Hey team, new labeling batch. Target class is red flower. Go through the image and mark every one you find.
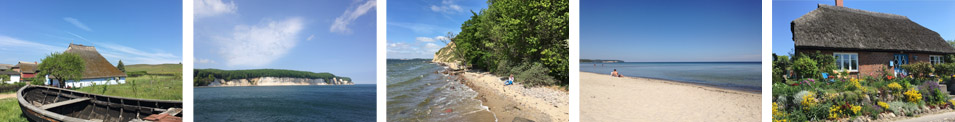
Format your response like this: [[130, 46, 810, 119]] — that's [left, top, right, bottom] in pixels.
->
[[887, 76, 895, 80], [791, 83, 800, 86]]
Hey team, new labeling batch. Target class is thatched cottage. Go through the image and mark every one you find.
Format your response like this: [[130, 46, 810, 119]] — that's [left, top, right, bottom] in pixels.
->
[[12, 61, 39, 82], [49, 44, 127, 87], [792, 2, 955, 77]]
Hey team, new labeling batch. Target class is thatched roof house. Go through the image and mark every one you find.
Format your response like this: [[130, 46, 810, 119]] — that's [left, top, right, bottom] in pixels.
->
[[792, 2, 955, 77], [64, 44, 127, 79], [50, 44, 127, 87], [13, 61, 38, 79], [792, 4, 955, 54]]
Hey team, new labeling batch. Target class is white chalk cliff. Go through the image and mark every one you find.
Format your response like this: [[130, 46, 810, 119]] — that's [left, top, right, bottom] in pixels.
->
[[207, 77, 354, 87]]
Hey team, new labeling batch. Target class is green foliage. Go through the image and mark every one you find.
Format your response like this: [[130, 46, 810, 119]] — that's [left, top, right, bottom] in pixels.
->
[[126, 71, 148, 77], [117, 60, 126, 73], [449, 0, 569, 86], [773, 53, 792, 83], [793, 54, 819, 79], [807, 51, 836, 74], [193, 69, 348, 86], [37, 52, 85, 88], [900, 62, 934, 78], [0, 98, 29, 122], [934, 63, 955, 77], [508, 62, 556, 87], [0, 75, 7, 83]]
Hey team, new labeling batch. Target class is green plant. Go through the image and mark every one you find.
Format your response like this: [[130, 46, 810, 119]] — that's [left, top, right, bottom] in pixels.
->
[[900, 62, 934, 79], [794, 54, 820, 79], [37, 52, 85, 88], [904, 88, 922, 103]]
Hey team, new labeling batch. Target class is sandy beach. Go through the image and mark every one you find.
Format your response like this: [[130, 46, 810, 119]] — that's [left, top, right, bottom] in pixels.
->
[[580, 72, 760, 121], [459, 71, 569, 122]]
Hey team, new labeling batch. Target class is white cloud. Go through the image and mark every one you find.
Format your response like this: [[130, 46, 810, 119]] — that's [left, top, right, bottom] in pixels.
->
[[388, 22, 455, 34], [307, 34, 315, 41], [430, 0, 463, 14], [416, 36, 450, 43], [386, 41, 446, 59], [220, 17, 304, 67], [415, 37, 435, 42], [97, 43, 181, 64], [0, 35, 62, 53], [330, 0, 376, 34], [63, 17, 93, 32], [195, 0, 237, 18], [198, 59, 216, 64]]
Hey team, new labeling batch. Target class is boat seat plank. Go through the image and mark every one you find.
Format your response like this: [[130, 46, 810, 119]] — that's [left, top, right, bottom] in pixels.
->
[[40, 98, 90, 110]]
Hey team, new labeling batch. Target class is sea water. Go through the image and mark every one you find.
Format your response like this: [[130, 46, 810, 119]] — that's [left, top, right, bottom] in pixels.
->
[[582, 62, 761, 92], [386, 59, 496, 121], [194, 85, 376, 121]]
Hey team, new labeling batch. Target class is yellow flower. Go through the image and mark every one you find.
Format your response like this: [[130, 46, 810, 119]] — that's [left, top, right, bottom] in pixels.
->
[[851, 104, 862, 115], [878, 101, 890, 109], [829, 105, 842, 119], [904, 88, 922, 103], [888, 82, 903, 92], [772, 102, 778, 116], [800, 92, 818, 109]]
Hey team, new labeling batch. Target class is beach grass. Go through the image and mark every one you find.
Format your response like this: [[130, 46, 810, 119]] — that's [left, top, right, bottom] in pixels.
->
[[0, 98, 27, 122], [74, 75, 182, 100]]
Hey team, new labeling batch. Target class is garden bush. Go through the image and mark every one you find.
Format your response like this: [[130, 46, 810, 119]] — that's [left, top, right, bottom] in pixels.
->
[[794, 55, 820, 79], [900, 62, 934, 78]]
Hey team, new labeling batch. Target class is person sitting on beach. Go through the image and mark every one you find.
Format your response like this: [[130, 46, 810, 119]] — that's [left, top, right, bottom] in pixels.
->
[[505, 74, 514, 85], [611, 69, 623, 77]]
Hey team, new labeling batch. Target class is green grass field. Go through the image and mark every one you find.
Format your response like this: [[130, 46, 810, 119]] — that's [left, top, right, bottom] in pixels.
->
[[0, 98, 27, 122], [74, 75, 182, 100], [126, 64, 182, 75]]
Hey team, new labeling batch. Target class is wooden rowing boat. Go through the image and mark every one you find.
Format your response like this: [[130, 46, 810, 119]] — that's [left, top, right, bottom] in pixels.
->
[[17, 85, 182, 122]]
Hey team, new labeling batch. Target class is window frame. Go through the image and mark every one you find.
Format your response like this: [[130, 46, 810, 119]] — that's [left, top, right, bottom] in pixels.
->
[[833, 52, 860, 72], [930, 55, 943, 65]]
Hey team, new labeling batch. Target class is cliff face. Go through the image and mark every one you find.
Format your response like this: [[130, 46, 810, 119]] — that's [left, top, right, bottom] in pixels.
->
[[432, 42, 464, 70], [207, 77, 354, 87]]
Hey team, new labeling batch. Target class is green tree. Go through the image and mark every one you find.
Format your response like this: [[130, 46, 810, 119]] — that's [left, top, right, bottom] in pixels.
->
[[448, 0, 569, 86], [37, 52, 85, 88], [793, 54, 819, 79], [117, 60, 126, 73]]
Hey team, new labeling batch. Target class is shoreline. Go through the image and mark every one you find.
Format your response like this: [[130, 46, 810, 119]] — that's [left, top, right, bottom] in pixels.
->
[[456, 70, 569, 122], [580, 71, 761, 94], [580, 72, 761, 121]]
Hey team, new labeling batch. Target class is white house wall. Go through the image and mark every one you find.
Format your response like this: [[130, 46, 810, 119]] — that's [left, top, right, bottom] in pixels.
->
[[5, 75, 20, 84], [50, 77, 126, 88]]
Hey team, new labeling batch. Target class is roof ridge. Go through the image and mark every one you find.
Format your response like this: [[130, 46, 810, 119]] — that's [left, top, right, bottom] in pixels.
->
[[817, 4, 907, 20]]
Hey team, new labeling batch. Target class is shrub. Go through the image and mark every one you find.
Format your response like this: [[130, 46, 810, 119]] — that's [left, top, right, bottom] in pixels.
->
[[935, 63, 955, 77], [900, 62, 934, 78], [793, 55, 820, 79], [904, 88, 923, 103], [773, 53, 792, 83], [509, 62, 557, 87], [847, 78, 863, 91]]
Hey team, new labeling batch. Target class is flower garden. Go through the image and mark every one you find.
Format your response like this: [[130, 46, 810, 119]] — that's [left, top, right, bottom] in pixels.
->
[[772, 52, 955, 121]]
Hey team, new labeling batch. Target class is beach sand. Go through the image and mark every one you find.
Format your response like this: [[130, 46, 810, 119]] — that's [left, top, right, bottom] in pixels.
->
[[580, 72, 760, 121], [460, 71, 569, 122]]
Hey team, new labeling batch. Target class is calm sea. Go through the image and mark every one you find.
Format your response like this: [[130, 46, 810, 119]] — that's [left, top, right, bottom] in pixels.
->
[[195, 85, 376, 121], [581, 62, 761, 92], [386, 59, 496, 121]]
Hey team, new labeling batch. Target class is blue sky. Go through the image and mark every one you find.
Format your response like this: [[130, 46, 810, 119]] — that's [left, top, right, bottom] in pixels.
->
[[387, 0, 488, 59], [580, 0, 762, 62], [773, 0, 955, 56], [194, 0, 377, 84], [0, 1, 182, 65]]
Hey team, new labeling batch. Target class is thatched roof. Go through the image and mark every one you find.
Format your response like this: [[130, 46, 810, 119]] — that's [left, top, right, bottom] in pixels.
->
[[14, 61, 38, 73], [64, 44, 127, 78], [792, 4, 955, 54], [0, 64, 12, 70]]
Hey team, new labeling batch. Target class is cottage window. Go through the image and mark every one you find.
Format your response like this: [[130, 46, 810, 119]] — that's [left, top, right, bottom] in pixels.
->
[[930, 55, 943, 65], [834, 53, 858, 71]]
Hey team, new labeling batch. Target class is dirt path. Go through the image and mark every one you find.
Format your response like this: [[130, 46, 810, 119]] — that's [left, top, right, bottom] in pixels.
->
[[0, 93, 14, 99], [895, 112, 955, 122]]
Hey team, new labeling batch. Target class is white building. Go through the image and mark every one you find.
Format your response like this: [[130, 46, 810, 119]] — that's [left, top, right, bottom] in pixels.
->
[[47, 44, 127, 88]]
